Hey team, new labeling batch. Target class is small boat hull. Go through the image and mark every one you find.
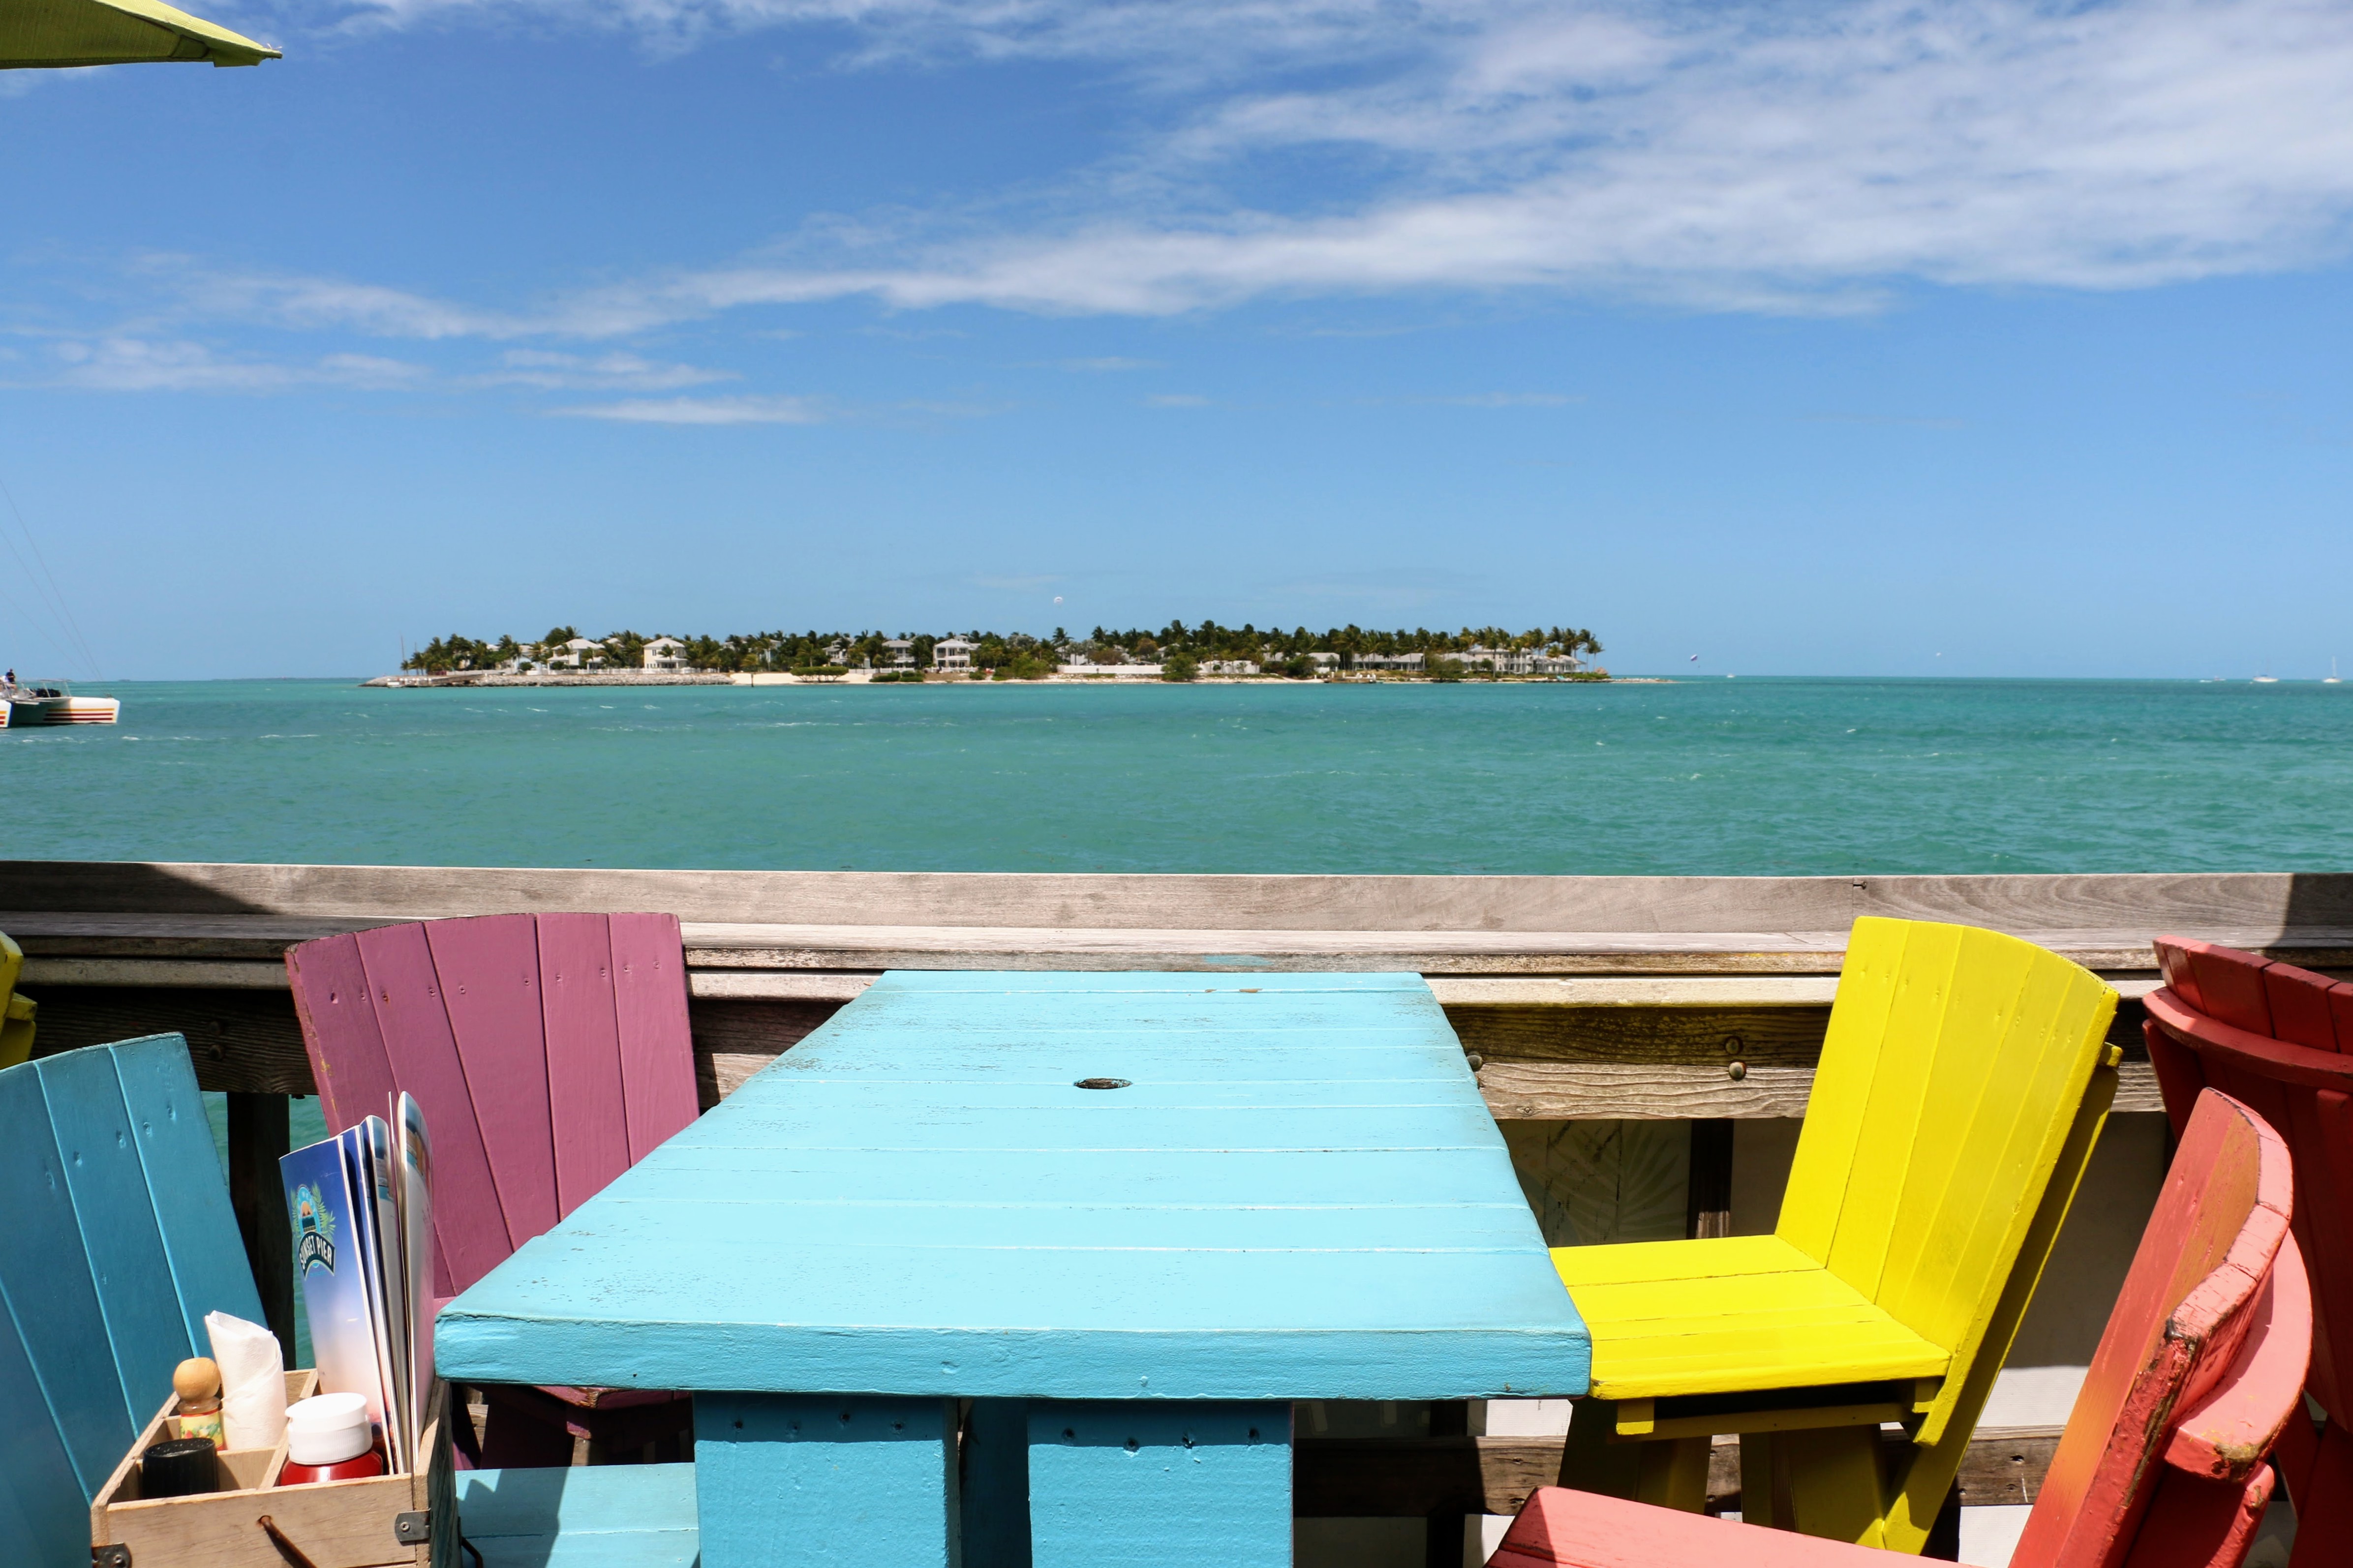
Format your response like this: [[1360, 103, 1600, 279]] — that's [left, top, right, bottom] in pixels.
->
[[5, 694, 119, 725]]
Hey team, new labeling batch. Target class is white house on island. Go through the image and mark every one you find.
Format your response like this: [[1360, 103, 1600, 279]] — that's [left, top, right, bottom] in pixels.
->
[[643, 636, 689, 671], [933, 637, 978, 670], [1459, 644, 1534, 674]]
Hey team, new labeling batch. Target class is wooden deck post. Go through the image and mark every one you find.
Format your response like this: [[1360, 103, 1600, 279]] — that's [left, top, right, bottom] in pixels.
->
[[1685, 1119, 1734, 1239], [224, 1090, 294, 1364], [1426, 1399, 1471, 1568], [960, 1397, 1033, 1568]]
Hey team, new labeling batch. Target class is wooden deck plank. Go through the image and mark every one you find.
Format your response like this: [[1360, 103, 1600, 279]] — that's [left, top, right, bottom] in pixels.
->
[[10, 956, 2175, 1009], [10, 861, 2353, 936], [16, 984, 2165, 1115]]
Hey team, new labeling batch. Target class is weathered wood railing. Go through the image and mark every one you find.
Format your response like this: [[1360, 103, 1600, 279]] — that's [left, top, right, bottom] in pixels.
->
[[9, 862, 2349, 1525]]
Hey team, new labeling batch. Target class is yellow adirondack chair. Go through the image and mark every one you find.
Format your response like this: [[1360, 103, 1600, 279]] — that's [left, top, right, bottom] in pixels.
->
[[0, 930, 35, 1069], [1551, 917, 2122, 1551]]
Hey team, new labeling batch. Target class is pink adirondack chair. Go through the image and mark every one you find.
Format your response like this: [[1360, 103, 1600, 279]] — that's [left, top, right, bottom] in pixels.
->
[[1490, 1088, 2310, 1568], [2145, 937, 2353, 1568], [287, 912, 703, 1464]]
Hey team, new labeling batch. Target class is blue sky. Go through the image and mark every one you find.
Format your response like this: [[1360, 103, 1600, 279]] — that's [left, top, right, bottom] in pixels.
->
[[2, 0, 2349, 680]]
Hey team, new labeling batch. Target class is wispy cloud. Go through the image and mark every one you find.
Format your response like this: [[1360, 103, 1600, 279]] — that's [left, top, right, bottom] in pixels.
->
[[1145, 392, 1211, 407], [31, 337, 428, 392], [42, 0, 2353, 391], [551, 392, 830, 423], [226, 0, 2353, 328], [470, 349, 735, 391]]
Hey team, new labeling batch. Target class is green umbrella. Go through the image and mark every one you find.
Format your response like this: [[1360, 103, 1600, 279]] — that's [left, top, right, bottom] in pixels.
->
[[2, 0, 279, 68]]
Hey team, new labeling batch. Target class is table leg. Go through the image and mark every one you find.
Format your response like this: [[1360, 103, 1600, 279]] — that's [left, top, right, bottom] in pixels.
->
[[961, 1397, 1032, 1568], [695, 1393, 956, 1568], [1027, 1399, 1290, 1568]]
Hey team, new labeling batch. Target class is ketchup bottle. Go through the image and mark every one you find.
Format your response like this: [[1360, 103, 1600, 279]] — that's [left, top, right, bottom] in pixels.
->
[[277, 1393, 386, 1485]]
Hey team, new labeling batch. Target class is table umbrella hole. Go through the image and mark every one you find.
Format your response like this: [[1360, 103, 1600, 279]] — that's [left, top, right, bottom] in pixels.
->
[[1075, 1078, 1131, 1090]]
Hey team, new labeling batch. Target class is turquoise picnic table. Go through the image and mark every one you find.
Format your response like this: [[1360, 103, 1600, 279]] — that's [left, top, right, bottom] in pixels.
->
[[435, 971, 1591, 1566]]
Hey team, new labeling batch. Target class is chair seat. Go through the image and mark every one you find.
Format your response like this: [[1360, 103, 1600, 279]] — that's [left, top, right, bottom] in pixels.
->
[[456, 1462, 699, 1568], [1492, 1485, 1896, 1568], [1551, 1236, 1950, 1400]]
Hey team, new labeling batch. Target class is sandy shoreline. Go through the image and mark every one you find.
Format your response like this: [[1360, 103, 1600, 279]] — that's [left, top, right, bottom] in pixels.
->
[[364, 670, 1624, 688]]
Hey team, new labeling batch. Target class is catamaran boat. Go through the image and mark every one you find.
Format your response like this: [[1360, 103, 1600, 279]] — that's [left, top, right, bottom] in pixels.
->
[[0, 675, 119, 727]]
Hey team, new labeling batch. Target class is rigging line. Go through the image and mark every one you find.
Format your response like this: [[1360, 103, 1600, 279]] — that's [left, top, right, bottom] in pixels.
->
[[0, 486, 105, 682], [0, 469, 105, 680], [0, 484, 99, 681], [0, 567, 86, 673], [0, 523, 83, 673]]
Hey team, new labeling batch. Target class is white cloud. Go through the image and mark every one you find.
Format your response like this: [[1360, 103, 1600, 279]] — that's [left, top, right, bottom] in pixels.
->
[[296, 0, 1404, 76], [471, 349, 735, 390], [33, 337, 428, 392], [174, 269, 526, 339], [235, 0, 2353, 330], [641, 0, 2353, 313], [42, 0, 2353, 383], [552, 393, 829, 423]]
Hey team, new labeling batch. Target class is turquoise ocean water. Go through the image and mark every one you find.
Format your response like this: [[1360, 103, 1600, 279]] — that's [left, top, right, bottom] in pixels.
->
[[23, 675, 2353, 1364], [7, 675, 2353, 873]]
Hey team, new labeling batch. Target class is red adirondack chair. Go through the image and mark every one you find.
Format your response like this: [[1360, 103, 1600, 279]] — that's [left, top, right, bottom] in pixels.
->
[[287, 912, 703, 1464], [1490, 1088, 2309, 1568], [2144, 937, 2353, 1568]]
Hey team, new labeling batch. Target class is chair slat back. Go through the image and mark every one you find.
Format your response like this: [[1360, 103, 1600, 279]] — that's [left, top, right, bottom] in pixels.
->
[[538, 914, 634, 1217], [39, 1046, 197, 1430], [0, 1292, 94, 1568], [288, 913, 700, 1295], [0, 1051, 144, 1491], [611, 912, 700, 1164], [2147, 936, 2353, 1430], [0, 1036, 265, 1568], [285, 930, 399, 1144], [428, 915, 560, 1259], [359, 921, 514, 1295], [1781, 918, 2116, 1361], [2013, 1089, 2297, 1568], [111, 1038, 266, 1353]]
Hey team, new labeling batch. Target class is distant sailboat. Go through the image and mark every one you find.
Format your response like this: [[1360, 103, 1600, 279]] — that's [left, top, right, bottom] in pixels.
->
[[2253, 673, 2280, 684], [2327, 658, 2342, 685]]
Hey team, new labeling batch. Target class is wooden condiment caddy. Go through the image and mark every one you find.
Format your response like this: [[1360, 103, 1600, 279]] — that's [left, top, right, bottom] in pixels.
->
[[91, 1370, 456, 1568]]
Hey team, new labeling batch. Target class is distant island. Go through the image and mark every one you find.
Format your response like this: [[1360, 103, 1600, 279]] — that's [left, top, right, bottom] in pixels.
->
[[387, 621, 1607, 684]]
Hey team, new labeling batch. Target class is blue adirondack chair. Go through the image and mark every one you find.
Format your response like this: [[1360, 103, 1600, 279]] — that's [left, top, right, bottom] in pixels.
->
[[1, 1032, 704, 1568], [0, 1033, 269, 1568]]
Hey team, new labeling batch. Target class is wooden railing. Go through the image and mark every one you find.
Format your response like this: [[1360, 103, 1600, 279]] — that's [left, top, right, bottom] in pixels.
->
[[9, 861, 2347, 1520]]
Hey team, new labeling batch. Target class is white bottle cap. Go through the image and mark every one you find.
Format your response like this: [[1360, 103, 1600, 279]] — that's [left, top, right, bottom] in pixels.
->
[[285, 1392, 373, 1466]]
